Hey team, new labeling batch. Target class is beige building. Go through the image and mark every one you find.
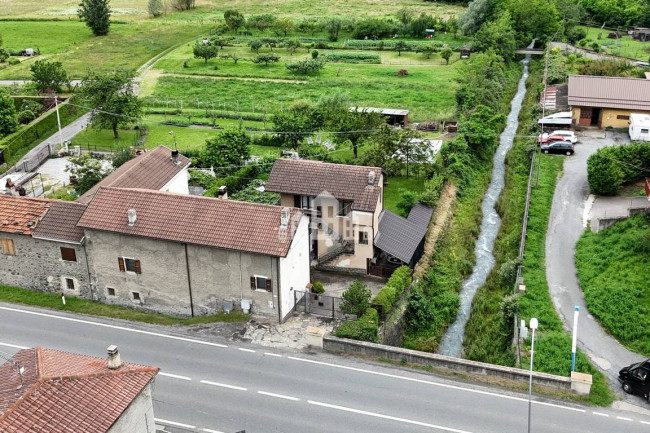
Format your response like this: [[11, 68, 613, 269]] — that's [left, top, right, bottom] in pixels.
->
[[0, 346, 158, 433], [266, 159, 383, 271], [568, 75, 650, 128]]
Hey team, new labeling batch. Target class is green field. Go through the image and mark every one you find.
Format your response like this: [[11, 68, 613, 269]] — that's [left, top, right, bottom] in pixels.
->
[[581, 26, 650, 61], [575, 215, 650, 357]]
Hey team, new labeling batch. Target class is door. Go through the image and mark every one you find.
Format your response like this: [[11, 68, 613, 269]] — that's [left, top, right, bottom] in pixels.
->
[[629, 367, 649, 394], [592, 108, 602, 128], [579, 107, 592, 126]]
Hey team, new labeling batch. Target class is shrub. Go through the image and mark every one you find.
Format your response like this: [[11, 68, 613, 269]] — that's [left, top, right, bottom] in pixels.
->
[[334, 308, 379, 342], [252, 53, 280, 66], [396, 69, 409, 76], [324, 52, 381, 64], [587, 142, 650, 195], [339, 280, 371, 316], [286, 58, 325, 74], [8, 57, 20, 65], [404, 287, 435, 332], [188, 169, 215, 189], [311, 50, 319, 59], [372, 266, 411, 318], [17, 109, 36, 124], [310, 281, 325, 294]]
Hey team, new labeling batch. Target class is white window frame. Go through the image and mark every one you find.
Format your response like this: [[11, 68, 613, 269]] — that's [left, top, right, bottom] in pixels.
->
[[254, 275, 269, 292], [124, 257, 137, 273]]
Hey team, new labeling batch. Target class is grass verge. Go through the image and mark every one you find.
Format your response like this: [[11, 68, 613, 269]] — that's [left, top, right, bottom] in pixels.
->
[[575, 215, 650, 357], [0, 284, 250, 325]]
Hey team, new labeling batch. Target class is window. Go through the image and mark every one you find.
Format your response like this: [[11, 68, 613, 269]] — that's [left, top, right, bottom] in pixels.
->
[[118, 257, 141, 274], [65, 278, 75, 291], [132, 292, 141, 301], [617, 115, 630, 120], [358, 230, 369, 245], [1, 239, 15, 256], [316, 206, 322, 218], [338, 201, 352, 216], [642, 129, 649, 134], [60, 247, 77, 262], [107, 287, 116, 297], [250, 276, 272, 292], [327, 206, 334, 218]]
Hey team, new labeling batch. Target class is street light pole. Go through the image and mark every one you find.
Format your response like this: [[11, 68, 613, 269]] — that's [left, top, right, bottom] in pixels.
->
[[571, 306, 580, 371], [528, 317, 538, 433]]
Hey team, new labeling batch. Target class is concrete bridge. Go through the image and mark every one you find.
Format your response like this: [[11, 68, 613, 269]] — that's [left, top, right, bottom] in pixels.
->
[[516, 48, 544, 55]]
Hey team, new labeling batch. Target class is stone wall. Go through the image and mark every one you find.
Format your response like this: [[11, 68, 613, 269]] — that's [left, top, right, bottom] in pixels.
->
[[107, 383, 155, 433], [0, 233, 90, 297], [324, 335, 575, 392]]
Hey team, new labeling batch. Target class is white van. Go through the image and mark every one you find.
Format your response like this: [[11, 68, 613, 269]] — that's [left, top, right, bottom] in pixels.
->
[[629, 113, 650, 142]]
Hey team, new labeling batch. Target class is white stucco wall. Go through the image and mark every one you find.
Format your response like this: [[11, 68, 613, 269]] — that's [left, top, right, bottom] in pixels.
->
[[107, 382, 155, 433], [161, 167, 190, 195], [279, 214, 310, 322]]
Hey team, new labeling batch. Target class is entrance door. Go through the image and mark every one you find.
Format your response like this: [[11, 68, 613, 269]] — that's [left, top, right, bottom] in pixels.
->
[[592, 108, 602, 128], [579, 107, 592, 126]]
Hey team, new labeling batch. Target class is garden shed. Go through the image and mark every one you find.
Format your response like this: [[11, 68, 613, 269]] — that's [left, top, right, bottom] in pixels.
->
[[350, 107, 409, 127]]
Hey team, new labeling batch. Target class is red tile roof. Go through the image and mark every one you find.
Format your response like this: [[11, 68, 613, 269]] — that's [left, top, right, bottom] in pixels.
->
[[0, 347, 158, 433], [32, 201, 87, 244], [78, 187, 303, 257], [0, 195, 51, 235], [265, 159, 382, 212], [78, 146, 191, 204]]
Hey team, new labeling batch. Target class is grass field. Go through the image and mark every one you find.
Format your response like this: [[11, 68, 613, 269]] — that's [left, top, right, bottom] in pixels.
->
[[383, 175, 426, 214], [581, 26, 650, 61], [575, 215, 650, 357]]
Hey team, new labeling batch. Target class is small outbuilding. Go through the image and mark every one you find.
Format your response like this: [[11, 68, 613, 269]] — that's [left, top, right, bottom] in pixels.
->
[[460, 46, 471, 59], [629, 113, 650, 141], [350, 107, 409, 127]]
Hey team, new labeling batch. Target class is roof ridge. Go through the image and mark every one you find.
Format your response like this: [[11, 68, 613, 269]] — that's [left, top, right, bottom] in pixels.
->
[[275, 158, 382, 171]]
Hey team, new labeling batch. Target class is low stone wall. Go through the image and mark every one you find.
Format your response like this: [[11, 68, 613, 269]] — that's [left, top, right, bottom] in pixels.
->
[[324, 335, 575, 392]]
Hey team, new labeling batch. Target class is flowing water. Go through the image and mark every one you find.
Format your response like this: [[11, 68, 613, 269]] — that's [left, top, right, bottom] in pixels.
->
[[437, 51, 532, 357]]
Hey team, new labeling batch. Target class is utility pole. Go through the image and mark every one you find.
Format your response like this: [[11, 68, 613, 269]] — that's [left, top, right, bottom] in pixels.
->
[[55, 96, 64, 151]]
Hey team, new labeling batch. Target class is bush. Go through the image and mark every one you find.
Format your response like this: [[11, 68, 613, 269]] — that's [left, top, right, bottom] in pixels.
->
[[8, 57, 20, 65], [372, 266, 411, 319], [311, 50, 319, 59], [17, 109, 36, 124], [286, 58, 325, 74], [324, 52, 381, 64], [396, 69, 409, 76], [587, 142, 650, 195], [334, 308, 379, 342], [351, 17, 397, 39], [310, 281, 325, 294], [339, 280, 371, 316], [404, 287, 435, 332], [188, 168, 215, 189]]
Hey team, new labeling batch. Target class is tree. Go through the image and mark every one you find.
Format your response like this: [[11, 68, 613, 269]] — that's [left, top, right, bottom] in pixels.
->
[[252, 53, 280, 66], [339, 280, 371, 317], [201, 128, 251, 168], [394, 41, 410, 56], [148, 0, 162, 17], [459, 0, 491, 35], [326, 18, 342, 41], [212, 36, 233, 49], [78, 0, 111, 36], [285, 39, 301, 54], [30, 60, 68, 93], [274, 18, 294, 37], [298, 18, 318, 36], [112, 145, 135, 168], [472, 12, 517, 62], [247, 14, 276, 32], [193, 43, 218, 64], [172, 0, 195, 11], [0, 89, 18, 137], [66, 154, 112, 195], [455, 51, 507, 114], [272, 100, 324, 147], [505, 0, 559, 45], [395, 8, 414, 26], [286, 58, 324, 74], [223, 9, 245, 33], [249, 39, 263, 53], [78, 70, 142, 139], [441, 47, 453, 64], [416, 42, 442, 59]]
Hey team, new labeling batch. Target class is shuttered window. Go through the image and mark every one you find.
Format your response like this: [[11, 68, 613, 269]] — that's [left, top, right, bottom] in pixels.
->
[[118, 257, 142, 274], [61, 247, 77, 262], [1, 239, 15, 256], [251, 275, 272, 292]]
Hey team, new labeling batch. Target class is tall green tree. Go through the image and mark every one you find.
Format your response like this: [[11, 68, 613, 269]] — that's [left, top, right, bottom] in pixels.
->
[[272, 100, 324, 147], [148, 0, 163, 17], [472, 12, 517, 62], [459, 0, 491, 35], [223, 10, 245, 33], [326, 18, 342, 41], [455, 51, 507, 114], [78, 0, 111, 36], [0, 89, 18, 137], [441, 47, 453, 64], [193, 43, 218, 64], [78, 70, 142, 139], [201, 128, 251, 169], [30, 60, 69, 93], [274, 18, 294, 37]]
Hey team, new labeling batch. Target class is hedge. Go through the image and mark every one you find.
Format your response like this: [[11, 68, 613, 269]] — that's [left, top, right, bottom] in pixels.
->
[[372, 266, 412, 319], [324, 52, 381, 64], [587, 142, 650, 195], [333, 308, 379, 342]]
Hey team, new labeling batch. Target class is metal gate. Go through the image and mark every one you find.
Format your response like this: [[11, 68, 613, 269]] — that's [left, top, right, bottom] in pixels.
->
[[293, 290, 353, 320]]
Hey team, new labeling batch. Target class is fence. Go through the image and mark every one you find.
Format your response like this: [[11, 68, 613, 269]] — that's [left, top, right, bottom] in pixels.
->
[[13, 145, 52, 173], [293, 290, 351, 320]]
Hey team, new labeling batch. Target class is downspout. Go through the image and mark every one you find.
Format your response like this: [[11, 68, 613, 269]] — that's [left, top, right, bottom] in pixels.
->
[[276, 256, 282, 323], [82, 239, 93, 300], [184, 243, 194, 317]]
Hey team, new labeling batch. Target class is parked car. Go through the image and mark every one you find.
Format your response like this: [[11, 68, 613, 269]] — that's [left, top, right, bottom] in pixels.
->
[[619, 359, 650, 401], [541, 141, 575, 155], [537, 134, 565, 144], [537, 130, 578, 144]]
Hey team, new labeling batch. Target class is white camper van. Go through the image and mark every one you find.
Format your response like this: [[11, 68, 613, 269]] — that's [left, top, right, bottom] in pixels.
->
[[629, 113, 650, 142]]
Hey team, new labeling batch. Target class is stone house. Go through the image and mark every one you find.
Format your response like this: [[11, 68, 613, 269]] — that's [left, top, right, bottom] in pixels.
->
[[0, 346, 158, 433], [265, 159, 383, 272], [568, 75, 650, 128], [77, 187, 310, 322], [0, 195, 90, 296]]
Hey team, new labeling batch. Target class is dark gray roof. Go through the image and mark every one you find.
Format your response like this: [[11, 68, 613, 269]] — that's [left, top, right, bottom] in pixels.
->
[[374, 203, 433, 263], [32, 201, 86, 244]]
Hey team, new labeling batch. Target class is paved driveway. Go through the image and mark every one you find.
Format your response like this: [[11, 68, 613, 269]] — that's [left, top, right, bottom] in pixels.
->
[[545, 129, 646, 401]]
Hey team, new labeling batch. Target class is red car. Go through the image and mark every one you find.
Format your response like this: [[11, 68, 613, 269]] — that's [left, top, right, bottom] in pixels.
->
[[537, 134, 565, 144]]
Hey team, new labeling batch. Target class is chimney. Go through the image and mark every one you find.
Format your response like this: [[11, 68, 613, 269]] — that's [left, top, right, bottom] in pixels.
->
[[127, 209, 137, 226], [367, 170, 376, 186], [280, 207, 290, 228], [107, 345, 121, 369], [171, 149, 179, 165], [217, 186, 228, 200]]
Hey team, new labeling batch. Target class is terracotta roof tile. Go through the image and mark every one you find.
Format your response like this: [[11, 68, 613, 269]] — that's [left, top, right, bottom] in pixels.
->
[[77, 187, 303, 257], [78, 146, 190, 204], [0, 195, 51, 235], [32, 201, 86, 244], [265, 159, 382, 212], [0, 347, 158, 433], [568, 75, 650, 111]]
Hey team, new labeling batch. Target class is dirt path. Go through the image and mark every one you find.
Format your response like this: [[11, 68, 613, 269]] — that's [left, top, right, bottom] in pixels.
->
[[413, 182, 457, 280], [162, 73, 308, 84]]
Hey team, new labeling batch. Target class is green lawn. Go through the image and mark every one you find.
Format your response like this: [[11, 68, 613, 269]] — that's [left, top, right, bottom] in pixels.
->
[[575, 215, 650, 357], [580, 26, 650, 61], [383, 175, 426, 214], [0, 284, 249, 325]]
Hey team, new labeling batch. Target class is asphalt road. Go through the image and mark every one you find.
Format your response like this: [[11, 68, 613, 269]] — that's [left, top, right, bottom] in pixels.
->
[[545, 130, 645, 388], [1, 303, 649, 433]]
